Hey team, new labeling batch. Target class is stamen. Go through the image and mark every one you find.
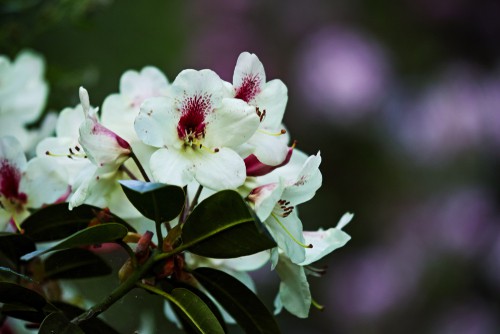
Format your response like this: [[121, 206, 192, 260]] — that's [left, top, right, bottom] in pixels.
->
[[271, 213, 313, 249], [255, 107, 266, 122], [199, 144, 219, 154], [311, 299, 324, 311], [45, 147, 87, 159], [258, 128, 287, 136]]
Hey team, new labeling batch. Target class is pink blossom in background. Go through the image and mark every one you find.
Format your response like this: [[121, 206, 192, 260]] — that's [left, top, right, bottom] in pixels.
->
[[294, 26, 391, 122]]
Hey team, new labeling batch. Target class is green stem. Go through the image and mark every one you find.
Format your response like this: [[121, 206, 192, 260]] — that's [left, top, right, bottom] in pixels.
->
[[71, 251, 157, 325], [130, 151, 150, 182], [119, 164, 138, 180], [188, 185, 203, 215]]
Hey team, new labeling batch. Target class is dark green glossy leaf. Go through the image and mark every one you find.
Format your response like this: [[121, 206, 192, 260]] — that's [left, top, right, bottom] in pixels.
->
[[161, 279, 227, 333], [193, 267, 281, 334], [21, 223, 128, 261], [1, 303, 45, 323], [182, 190, 276, 258], [44, 248, 112, 280], [39, 312, 85, 334], [0, 232, 36, 265], [0, 282, 47, 310], [140, 284, 224, 334], [120, 180, 185, 222], [51, 301, 120, 334], [21, 203, 135, 242]]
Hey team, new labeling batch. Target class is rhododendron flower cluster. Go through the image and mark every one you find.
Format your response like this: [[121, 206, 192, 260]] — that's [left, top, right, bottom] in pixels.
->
[[0, 50, 353, 333]]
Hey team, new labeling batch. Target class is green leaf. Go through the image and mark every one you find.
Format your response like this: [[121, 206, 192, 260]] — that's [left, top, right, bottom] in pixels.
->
[[51, 301, 120, 334], [0, 232, 36, 265], [39, 312, 85, 334], [182, 190, 276, 258], [0, 282, 48, 310], [44, 248, 112, 280], [193, 267, 281, 334], [0, 266, 37, 282], [161, 279, 227, 333], [140, 284, 224, 334], [21, 223, 128, 261], [1, 303, 45, 323], [120, 180, 185, 222], [21, 203, 136, 242]]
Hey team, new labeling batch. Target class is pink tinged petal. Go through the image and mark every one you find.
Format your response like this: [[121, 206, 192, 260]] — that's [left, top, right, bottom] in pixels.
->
[[245, 144, 294, 177], [135, 96, 179, 148], [79, 119, 131, 171], [149, 148, 196, 187], [0, 157, 26, 205], [265, 210, 306, 264], [254, 79, 288, 129], [248, 129, 289, 166], [0, 136, 27, 171], [275, 254, 311, 318], [300, 228, 351, 266], [193, 147, 247, 190], [203, 98, 260, 149], [177, 94, 210, 142], [20, 157, 69, 208], [233, 52, 266, 103], [247, 181, 284, 222]]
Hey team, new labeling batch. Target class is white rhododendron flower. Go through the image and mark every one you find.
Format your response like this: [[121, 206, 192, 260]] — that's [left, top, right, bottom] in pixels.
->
[[69, 87, 132, 210], [135, 69, 260, 190], [248, 151, 322, 264], [231, 52, 289, 166], [102, 66, 170, 141], [0, 50, 49, 151], [273, 213, 353, 318], [0, 136, 68, 230]]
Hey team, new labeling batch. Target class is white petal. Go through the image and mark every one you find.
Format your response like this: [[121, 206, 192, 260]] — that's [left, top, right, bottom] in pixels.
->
[[193, 147, 246, 190], [275, 255, 311, 318], [250, 181, 284, 222], [20, 157, 68, 208], [135, 96, 179, 148], [101, 94, 138, 141], [120, 66, 169, 98], [247, 130, 289, 166], [204, 98, 259, 149], [221, 251, 270, 271], [300, 228, 351, 266], [265, 210, 306, 264], [254, 79, 288, 128], [337, 212, 354, 230], [68, 164, 97, 210], [282, 152, 322, 206], [233, 52, 266, 102], [0, 136, 26, 171], [56, 105, 85, 138], [150, 148, 195, 186], [171, 69, 224, 109]]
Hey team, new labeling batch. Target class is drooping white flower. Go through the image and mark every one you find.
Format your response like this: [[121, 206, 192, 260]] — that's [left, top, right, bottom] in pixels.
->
[[247, 150, 322, 264], [230, 52, 289, 166], [135, 69, 260, 190], [273, 213, 353, 318], [67, 87, 132, 210], [0, 136, 68, 230], [0, 50, 49, 151]]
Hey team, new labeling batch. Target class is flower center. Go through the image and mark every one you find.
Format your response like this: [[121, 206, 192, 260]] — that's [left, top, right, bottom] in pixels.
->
[[0, 159, 27, 211], [235, 74, 261, 102], [177, 94, 211, 147]]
